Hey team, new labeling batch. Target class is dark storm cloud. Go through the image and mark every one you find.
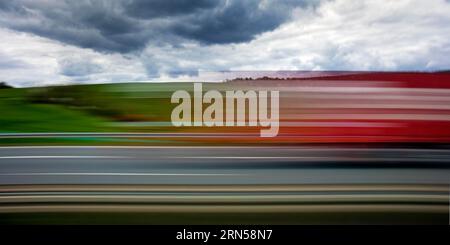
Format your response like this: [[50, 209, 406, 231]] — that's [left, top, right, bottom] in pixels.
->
[[172, 1, 288, 44], [0, 1, 152, 53], [124, 0, 217, 19], [0, 0, 320, 53]]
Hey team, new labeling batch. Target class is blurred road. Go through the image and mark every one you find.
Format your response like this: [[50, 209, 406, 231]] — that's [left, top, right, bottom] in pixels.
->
[[0, 146, 449, 185], [1, 145, 449, 224]]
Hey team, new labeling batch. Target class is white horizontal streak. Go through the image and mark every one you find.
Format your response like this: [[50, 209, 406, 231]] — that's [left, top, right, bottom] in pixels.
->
[[0, 156, 127, 159], [0, 172, 242, 176]]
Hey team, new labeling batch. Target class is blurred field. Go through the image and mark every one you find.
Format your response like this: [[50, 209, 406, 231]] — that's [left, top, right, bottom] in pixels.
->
[[1, 72, 450, 145], [0, 72, 449, 224], [0, 88, 111, 133]]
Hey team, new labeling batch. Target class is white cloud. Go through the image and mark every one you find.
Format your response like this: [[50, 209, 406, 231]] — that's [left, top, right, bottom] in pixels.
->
[[0, 28, 147, 87], [1, 0, 449, 87], [141, 0, 450, 74]]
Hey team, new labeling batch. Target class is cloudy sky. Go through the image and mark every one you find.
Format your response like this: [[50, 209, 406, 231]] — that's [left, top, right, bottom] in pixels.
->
[[0, 0, 449, 87]]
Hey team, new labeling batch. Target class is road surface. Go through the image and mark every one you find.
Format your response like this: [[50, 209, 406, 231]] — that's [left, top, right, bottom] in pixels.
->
[[0, 146, 449, 185], [0, 145, 449, 224]]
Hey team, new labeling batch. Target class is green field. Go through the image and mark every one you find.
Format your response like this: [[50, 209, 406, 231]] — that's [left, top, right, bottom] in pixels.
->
[[0, 83, 190, 133], [0, 88, 112, 133], [0, 82, 258, 145]]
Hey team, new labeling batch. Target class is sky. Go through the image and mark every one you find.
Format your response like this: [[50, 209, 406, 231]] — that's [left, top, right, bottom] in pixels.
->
[[0, 0, 450, 87]]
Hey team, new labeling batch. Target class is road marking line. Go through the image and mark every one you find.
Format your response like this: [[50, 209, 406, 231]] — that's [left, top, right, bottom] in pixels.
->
[[0, 146, 292, 149], [171, 156, 324, 159], [0, 156, 128, 159], [0, 146, 448, 152], [0, 172, 244, 176]]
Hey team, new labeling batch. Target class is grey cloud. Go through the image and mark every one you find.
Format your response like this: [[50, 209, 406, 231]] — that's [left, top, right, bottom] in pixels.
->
[[0, 1, 153, 53], [172, 2, 286, 44], [141, 54, 199, 78], [172, 0, 320, 44], [124, 0, 217, 19], [0, 52, 31, 69], [0, 0, 318, 53], [59, 58, 104, 77]]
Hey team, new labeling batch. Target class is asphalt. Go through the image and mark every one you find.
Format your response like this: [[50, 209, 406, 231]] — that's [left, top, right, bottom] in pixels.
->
[[0, 146, 449, 185]]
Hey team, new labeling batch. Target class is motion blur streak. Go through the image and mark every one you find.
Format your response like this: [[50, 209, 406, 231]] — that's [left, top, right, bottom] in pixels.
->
[[0, 72, 449, 224]]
